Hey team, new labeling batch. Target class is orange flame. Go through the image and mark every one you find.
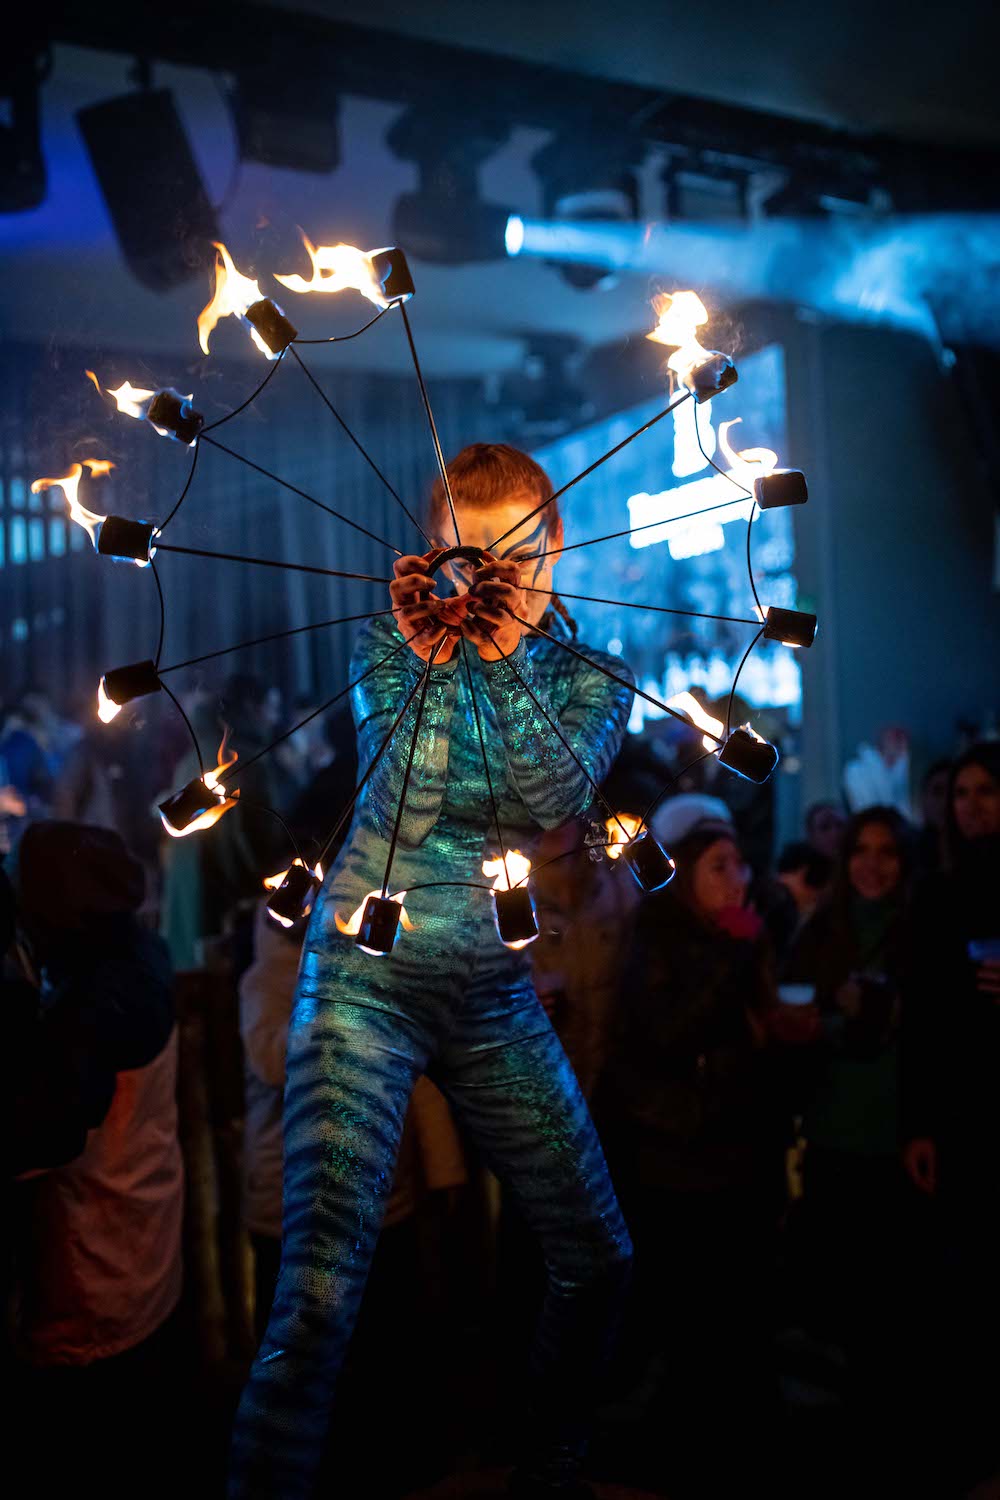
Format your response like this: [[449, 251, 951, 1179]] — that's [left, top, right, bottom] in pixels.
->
[[334, 889, 414, 937], [665, 691, 724, 752], [263, 857, 325, 891], [96, 677, 121, 724], [482, 850, 532, 891], [31, 459, 114, 548], [105, 379, 157, 421], [646, 290, 714, 388], [84, 369, 102, 396], [161, 729, 240, 838], [274, 234, 389, 308], [604, 812, 643, 858], [198, 242, 270, 357], [716, 418, 777, 484]]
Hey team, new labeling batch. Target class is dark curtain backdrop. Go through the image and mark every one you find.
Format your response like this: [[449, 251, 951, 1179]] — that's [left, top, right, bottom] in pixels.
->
[[1, 341, 493, 727]]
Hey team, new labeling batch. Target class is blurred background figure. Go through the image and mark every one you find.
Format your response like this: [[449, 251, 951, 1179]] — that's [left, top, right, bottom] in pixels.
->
[[902, 743, 1000, 1493], [843, 726, 912, 817], [8, 822, 183, 1500], [804, 800, 847, 861], [916, 756, 952, 875]]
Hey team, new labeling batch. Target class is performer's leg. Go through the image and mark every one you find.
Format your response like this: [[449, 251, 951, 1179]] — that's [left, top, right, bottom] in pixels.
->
[[432, 965, 632, 1486], [229, 996, 432, 1499]]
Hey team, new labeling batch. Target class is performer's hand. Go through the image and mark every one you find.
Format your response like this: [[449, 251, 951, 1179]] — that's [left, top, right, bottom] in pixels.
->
[[390, 551, 458, 664], [463, 555, 527, 661]]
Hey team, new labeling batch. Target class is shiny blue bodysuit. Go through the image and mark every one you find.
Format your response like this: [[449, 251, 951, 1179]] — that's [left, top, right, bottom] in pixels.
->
[[230, 613, 635, 1497]]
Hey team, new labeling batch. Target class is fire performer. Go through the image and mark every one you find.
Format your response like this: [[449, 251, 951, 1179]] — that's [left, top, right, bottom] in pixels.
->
[[230, 444, 634, 1499]]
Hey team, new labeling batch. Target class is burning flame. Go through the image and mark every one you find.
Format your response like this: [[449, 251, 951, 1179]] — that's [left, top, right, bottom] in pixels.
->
[[482, 850, 532, 891], [161, 729, 240, 838], [716, 418, 777, 485], [646, 290, 714, 389], [263, 857, 324, 890], [198, 242, 270, 357], [31, 459, 114, 549], [335, 889, 414, 937], [274, 234, 390, 308], [97, 677, 121, 724], [605, 813, 643, 859], [107, 379, 157, 420], [665, 691, 724, 752]]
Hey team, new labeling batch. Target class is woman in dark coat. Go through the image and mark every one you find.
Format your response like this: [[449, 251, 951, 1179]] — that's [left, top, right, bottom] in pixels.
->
[[598, 815, 785, 1485], [900, 742, 1000, 1489]]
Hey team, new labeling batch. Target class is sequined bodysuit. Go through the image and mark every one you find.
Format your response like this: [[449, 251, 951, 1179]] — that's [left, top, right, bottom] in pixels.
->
[[230, 613, 635, 1497]]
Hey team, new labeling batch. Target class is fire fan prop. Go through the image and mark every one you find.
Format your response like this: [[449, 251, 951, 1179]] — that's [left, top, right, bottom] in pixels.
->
[[35, 240, 817, 947]]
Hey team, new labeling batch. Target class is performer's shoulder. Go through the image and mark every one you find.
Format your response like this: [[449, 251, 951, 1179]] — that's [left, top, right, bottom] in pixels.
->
[[352, 611, 402, 663], [569, 638, 636, 691]]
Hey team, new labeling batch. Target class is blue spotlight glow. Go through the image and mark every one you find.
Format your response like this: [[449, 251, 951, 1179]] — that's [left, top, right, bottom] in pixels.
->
[[504, 214, 525, 257]]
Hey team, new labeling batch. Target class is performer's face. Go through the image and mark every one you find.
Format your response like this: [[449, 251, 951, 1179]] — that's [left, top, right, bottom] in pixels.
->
[[437, 491, 564, 628]]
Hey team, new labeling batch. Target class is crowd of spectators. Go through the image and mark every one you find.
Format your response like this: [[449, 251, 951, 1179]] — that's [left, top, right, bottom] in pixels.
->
[[3, 676, 999, 1498]]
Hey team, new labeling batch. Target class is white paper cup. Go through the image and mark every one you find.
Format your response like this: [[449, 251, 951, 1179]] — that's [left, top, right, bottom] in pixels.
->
[[778, 983, 816, 1007]]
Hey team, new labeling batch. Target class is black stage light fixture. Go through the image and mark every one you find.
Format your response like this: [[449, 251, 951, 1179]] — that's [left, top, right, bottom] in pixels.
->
[[77, 89, 219, 291], [387, 107, 514, 263], [530, 129, 645, 290], [0, 45, 47, 212], [496, 335, 593, 445], [232, 64, 340, 174]]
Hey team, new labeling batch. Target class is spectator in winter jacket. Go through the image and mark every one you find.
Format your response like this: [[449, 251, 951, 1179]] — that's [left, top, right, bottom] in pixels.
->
[[900, 742, 1000, 1489], [782, 806, 924, 1431], [9, 821, 183, 1500], [596, 810, 786, 1489]]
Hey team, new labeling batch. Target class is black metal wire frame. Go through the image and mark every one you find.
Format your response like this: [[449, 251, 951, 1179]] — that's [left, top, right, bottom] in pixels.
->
[[690, 397, 766, 617], [157, 607, 394, 676], [239, 796, 307, 870], [157, 438, 202, 534], [481, 627, 633, 842], [397, 301, 461, 548], [315, 648, 434, 869], [217, 623, 426, 788], [159, 679, 206, 778], [506, 608, 727, 746], [725, 624, 766, 737], [199, 431, 403, 555], [487, 387, 693, 552], [292, 305, 390, 345], [150, 559, 167, 668], [520, 583, 760, 626], [289, 343, 433, 549], [460, 637, 508, 869], [528, 494, 769, 563], [380, 639, 443, 898], [153, 540, 392, 585], [640, 745, 720, 828]]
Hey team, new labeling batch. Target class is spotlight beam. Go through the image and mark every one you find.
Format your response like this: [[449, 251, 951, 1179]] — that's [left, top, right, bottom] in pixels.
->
[[200, 432, 403, 555], [488, 388, 692, 552], [505, 608, 725, 744], [157, 608, 395, 674], [153, 540, 392, 585], [398, 302, 461, 547], [288, 346, 431, 547]]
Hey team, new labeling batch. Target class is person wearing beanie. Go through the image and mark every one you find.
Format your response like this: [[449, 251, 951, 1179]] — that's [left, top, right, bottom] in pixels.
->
[[9, 821, 183, 1500], [596, 814, 785, 1491]]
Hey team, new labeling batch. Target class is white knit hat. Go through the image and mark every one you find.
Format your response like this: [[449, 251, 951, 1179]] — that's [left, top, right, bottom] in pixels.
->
[[651, 793, 733, 850]]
